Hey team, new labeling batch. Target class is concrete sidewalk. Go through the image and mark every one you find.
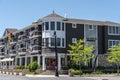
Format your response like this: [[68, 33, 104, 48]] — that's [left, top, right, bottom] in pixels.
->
[[26, 74, 69, 77]]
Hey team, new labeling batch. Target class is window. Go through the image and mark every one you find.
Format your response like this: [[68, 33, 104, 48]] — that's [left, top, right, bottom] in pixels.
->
[[72, 24, 77, 28], [108, 40, 119, 48], [72, 38, 77, 43], [51, 38, 55, 46], [45, 38, 49, 47], [108, 26, 119, 35], [62, 38, 65, 47], [57, 22, 61, 30], [88, 25, 94, 30], [57, 38, 61, 46], [62, 23, 65, 31], [50, 21, 55, 30], [45, 22, 49, 30]]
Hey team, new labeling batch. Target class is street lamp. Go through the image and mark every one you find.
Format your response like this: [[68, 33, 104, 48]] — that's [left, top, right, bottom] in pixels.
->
[[54, 31, 59, 77]]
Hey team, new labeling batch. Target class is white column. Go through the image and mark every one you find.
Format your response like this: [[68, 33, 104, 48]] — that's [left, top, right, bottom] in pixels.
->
[[37, 55, 40, 66], [20, 58, 22, 66], [12, 61, 13, 69], [25, 57, 27, 67], [58, 55, 61, 71], [30, 56, 33, 63], [15, 58, 17, 66], [9, 61, 10, 69], [42, 56, 45, 70]]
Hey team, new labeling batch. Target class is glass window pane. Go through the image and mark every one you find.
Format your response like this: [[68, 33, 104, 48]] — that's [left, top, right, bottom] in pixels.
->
[[62, 23, 64, 31], [57, 38, 61, 46], [45, 22, 49, 30], [116, 27, 119, 34], [51, 22, 55, 30], [57, 22, 61, 30], [62, 38, 64, 47], [51, 38, 55, 46]]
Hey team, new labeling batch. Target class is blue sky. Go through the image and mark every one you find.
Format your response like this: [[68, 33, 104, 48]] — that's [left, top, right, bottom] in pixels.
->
[[0, 0, 120, 37]]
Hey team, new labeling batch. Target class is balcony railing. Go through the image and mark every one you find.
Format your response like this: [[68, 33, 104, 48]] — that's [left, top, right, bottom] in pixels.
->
[[86, 37, 96, 42], [29, 31, 42, 38], [29, 45, 41, 53], [0, 52, 4, 58], [18, 48, 26, 52], [9, 50, 16, 56], [0, 42, 5, 48]]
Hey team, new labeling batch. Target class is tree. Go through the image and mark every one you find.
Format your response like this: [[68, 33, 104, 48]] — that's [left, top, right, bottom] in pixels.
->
[[107, 45, 120, 75], [68, 39, 94, 73], [28, 61, 38, 72]]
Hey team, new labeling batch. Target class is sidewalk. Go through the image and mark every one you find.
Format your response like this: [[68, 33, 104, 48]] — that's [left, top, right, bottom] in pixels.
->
[[26, 74, 69, 77]]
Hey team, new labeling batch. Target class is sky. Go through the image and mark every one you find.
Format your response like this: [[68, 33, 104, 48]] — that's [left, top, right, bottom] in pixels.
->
[[0, 0, 120, 37]]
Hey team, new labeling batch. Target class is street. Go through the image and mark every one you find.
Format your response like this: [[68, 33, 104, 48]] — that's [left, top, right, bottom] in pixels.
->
[[0, 74, 120, 80]]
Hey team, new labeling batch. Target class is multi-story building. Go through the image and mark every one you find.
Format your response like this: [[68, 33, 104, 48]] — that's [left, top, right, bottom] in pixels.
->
[[0, 12, 120, 70]]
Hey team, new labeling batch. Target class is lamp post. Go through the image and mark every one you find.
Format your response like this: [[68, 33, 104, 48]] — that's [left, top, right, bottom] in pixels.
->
[[54, 31, 59, 77]]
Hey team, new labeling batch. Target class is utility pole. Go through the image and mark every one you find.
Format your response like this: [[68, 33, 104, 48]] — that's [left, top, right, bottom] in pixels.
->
[[54, 31, 59, 77]]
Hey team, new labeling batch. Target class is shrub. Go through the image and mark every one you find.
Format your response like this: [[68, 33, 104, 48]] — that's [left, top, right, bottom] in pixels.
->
[[70, 69, 82, 75], [28, 61, 38, 72], [97, 66, 105, 70], [14, 66, 25, 69], [61, 66, 68, 70], [92, 70, 103, 74]]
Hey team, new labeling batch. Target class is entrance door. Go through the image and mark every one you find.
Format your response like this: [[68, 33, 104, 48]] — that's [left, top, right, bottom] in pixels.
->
[[46, 58, 56, 70]]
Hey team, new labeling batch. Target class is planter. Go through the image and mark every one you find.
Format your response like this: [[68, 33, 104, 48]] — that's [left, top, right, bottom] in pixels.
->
[[13, 72, 19, 75], [19, 72, 25, 76]]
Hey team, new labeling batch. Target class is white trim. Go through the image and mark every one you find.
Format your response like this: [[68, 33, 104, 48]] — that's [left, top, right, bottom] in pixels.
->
[[72, 38, 77, 44], [108, 26, 120, 35], [108, 39, 120, 48], [72, 23, 77, 28]]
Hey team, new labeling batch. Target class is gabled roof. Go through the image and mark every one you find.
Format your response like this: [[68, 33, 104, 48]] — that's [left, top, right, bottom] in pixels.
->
[[3, 28, 18, 37], [43, 12, 64, 19]]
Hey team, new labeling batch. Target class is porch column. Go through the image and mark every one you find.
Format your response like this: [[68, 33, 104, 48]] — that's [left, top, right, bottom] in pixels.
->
[[37, 55, 40, 66], [9, 61, 10, 69], [12, 61, 13, 69], [19, 58, 22, 66], [30, 56, 33, 63], [58, 55, 61, 71], [15, 58, 17, 66], [25, 57, 27, 67], [42, 56, 45, 70]]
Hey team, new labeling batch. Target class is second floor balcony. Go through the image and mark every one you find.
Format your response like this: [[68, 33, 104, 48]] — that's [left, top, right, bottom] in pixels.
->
[[17, 48, 26, 55], [9, 50, 16, 56]]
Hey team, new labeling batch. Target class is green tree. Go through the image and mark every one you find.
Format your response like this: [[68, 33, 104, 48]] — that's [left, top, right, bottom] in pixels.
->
[[107, 45, 120, 75], [68, 39, 94, 72], [28, 61, 38, 72]]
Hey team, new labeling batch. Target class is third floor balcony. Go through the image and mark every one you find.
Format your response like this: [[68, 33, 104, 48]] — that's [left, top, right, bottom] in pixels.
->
[[29, 30, 42, 38]]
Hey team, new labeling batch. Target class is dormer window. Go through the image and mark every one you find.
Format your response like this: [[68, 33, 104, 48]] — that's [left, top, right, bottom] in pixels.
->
[[45, 22, 49, 30], [57, 22, 61, 30], [50, 21, 55, 30]]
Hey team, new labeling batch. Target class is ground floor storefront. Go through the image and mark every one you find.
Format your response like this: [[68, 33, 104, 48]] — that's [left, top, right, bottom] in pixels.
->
[[0, 53, 67, 71]]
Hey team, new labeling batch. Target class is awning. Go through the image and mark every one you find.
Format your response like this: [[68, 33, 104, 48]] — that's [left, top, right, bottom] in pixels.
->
[[0, 58, 14, 62]]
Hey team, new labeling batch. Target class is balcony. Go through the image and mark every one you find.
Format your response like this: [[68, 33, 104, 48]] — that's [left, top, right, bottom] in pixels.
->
[[18, 34, 28, 41], [18, 48, 26, 55], [86, 37, 96, 42], [29, 45, 41, 54], [0, 52, 4, 58], [9, 50, 16, 56], [29, 31, 42, 38], [0, 42, 5, 48]]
